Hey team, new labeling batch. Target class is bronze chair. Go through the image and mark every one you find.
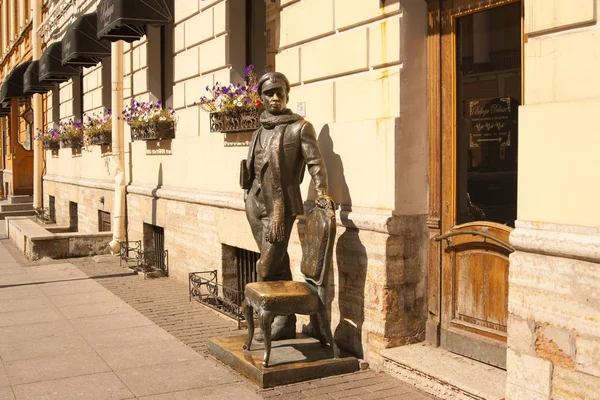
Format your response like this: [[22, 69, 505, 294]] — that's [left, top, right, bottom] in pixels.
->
[[242, 202, 339, 367]]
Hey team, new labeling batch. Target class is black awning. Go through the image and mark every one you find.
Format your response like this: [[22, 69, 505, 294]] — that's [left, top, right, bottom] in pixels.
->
[[97, 0, 173, 42], [62, 12, 111, 67], [39, 42, 81, 83], [0, 61, 32, 103], [23, 60, 55, 95]]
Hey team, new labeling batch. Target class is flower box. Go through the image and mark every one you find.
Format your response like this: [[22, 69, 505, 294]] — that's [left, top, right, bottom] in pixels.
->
[[131, 121, 175, 141], [60, 137, 83, 148], [87, 130, 112, 146], [209, 107, 262, 133], [42, 141, 60, 151]]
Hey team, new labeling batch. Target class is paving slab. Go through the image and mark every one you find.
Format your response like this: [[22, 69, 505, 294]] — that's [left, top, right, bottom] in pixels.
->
[[94, 338, 202, 370], [0, 295, 54, 313], [0, 333, 92, 362], [37, 279, 106, 296], [0, 362, 10, 387], [82, 324, 178, 349], [137, 383, 264, 400], [0, 308, 64, 328], [67, 311, 154, 334], [0, 273, 34, 286], [0, 284, 45, 301], [25, 263, 89, 282], [0, 387, 15, 400], [12, 372, 134, 400], [57, 300, 134, 319], [4, 350, 111, 385], [115, 359, 238, 398], [0, 320, 77, 343], [47, 289, 121, 307], [0, 267, 26, 276]]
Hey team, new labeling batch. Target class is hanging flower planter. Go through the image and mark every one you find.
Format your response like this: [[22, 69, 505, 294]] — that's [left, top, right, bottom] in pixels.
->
[[57, 119, 84, 149], [131, 121, 175, 141], [83, 110, 112, 146], [87, 130, 112, 146], [209, 107, 262, 133], [198, 64, 264, 134], [60, 136, 83, 148], [42, 141, 60, 150], [122, 100, 177, 142]]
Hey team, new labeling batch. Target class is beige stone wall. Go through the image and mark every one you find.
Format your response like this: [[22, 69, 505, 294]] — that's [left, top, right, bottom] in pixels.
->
[[509, 1, 600, 398], [43, 176, 114, 233], [508, 222, 600, 400], [2, 169, 12, 195], [128, 0, 417, 210], [42, 0, 114, 231]]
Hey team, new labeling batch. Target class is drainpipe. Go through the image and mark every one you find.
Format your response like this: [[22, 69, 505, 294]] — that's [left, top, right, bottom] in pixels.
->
[[108, 41, 125, 254], [32, 0, 43, 209]]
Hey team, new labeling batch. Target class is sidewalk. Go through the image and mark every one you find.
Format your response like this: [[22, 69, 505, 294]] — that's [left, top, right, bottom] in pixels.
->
[[0, 223, 436, 400]]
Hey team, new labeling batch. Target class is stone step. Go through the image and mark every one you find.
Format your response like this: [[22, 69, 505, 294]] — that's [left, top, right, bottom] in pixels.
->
[[0, 210, 37, 220], [381, 343, 506, 400], [0, 203, 34, 212], [9, 195, 33, 204]]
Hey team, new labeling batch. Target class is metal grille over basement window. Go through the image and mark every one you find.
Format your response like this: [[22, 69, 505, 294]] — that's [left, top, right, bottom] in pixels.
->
[[235, 247, 259, 293]]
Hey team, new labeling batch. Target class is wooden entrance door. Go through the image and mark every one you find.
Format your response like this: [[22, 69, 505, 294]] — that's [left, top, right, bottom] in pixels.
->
[[427, 0, 522, 369]]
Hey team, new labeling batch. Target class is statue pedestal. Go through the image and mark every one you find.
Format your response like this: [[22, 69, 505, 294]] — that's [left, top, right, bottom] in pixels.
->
[[207, 334, 360, 388]]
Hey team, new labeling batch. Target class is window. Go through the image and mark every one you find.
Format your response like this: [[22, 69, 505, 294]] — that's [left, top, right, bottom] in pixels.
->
[[101, 57, 111, 109], [147, 18, 174, 108], [50, 87, 60, 128], [48, 195, 56, 223], [143, 223, 166, 272], [221, 244, 259, 302], [69, 201, 78, 232], [73, 73, 83, 120], [229, 0, 270, 82]]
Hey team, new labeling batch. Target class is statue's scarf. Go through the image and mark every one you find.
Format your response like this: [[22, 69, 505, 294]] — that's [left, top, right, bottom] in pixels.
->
[[260, 109, 303, 242]]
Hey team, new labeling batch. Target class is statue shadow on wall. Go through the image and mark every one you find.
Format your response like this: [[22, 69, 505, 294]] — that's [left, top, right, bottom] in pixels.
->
[[302, 124, 367, 359]]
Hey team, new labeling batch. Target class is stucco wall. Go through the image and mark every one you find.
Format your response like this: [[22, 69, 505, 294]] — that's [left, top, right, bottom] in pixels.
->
[[518, 0, 600, 228], [508, 0, 600, 399]]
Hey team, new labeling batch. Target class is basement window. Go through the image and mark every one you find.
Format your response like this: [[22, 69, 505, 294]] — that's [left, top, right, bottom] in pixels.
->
[[221, 244, 259, 296]]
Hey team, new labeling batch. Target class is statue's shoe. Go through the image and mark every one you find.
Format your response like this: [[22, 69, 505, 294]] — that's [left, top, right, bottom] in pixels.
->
[[254, 315, 296, 342]]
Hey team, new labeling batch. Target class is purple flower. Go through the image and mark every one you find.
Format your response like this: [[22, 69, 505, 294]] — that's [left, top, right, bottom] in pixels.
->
[[244, 64, 255, 79]]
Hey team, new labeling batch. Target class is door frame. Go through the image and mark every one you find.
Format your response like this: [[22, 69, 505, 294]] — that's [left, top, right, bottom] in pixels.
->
[[425, 0, 523, 349]]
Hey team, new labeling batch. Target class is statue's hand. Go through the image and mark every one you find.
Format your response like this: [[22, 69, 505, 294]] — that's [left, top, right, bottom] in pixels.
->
[[315, 194, 335, 210]]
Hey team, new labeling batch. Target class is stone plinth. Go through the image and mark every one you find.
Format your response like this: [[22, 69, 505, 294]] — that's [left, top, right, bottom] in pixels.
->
[[207, 334, 359, 388]]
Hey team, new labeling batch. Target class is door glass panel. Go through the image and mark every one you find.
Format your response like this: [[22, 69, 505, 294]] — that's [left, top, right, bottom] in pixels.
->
[[456, 3, 521, 227]]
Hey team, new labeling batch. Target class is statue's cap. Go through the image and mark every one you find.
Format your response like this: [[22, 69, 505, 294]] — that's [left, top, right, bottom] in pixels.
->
[[257, 72, 290, 96]]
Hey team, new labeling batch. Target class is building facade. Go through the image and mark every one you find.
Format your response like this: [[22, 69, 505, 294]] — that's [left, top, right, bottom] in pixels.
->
[[0, 0, 35, 197], [1, 0, 598, 398]]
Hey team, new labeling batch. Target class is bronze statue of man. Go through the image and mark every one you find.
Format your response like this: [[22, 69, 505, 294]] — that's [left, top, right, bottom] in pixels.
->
[[242, 71, 332, 340]]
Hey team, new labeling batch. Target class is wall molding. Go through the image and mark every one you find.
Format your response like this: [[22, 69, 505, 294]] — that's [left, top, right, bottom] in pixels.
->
[[127, 183, 426, 235], [44, 175, 114, 191], [511, 220, 600, 263]]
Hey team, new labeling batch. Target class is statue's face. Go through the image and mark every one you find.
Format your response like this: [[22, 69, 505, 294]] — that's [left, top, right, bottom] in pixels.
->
[[261, 87, 288, 115]]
